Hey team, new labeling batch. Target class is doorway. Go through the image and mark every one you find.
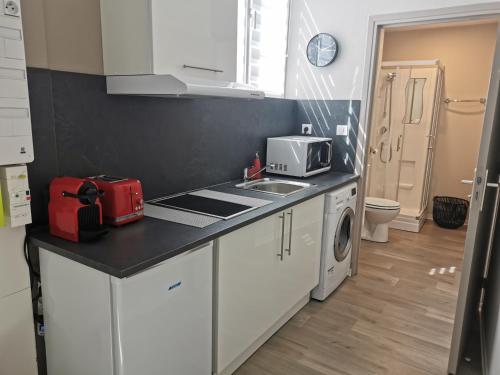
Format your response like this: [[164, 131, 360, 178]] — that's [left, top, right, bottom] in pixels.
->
[[366, 21, 496, 234], [354, 5, 500, 375]]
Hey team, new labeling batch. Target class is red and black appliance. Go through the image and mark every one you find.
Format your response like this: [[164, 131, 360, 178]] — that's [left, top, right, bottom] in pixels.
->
[[48, 177, 107, 242], [88, 175, 144, 226]]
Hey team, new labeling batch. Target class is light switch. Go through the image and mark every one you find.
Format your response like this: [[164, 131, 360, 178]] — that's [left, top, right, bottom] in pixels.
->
[[336, 125, 349, 136]]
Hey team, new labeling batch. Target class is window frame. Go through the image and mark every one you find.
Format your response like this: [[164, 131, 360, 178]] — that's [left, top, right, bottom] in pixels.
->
[[243, 0, 291, 98]]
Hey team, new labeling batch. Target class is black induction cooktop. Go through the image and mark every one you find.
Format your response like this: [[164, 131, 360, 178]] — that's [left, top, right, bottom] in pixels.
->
[[149, 194, 254, 219]]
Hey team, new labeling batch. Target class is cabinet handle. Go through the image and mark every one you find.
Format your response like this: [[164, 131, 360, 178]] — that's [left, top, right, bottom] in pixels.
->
[[182, 64, 224, 73], [286, 209, 293, 255], [278, 213, 285, 261]]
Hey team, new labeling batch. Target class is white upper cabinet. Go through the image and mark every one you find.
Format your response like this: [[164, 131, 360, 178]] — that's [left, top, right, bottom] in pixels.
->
[[100, 0, 290, 98], [151, 0, 239, 82], [100, 0, 266, 98], [101, 0, 240, 82]]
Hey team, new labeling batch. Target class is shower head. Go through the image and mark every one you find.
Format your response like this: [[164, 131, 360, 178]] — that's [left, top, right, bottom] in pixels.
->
[[386, 72, 396, 81]]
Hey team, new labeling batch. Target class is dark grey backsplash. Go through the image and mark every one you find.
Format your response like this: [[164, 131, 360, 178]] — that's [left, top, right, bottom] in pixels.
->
[[26, 68, 360, 224], [296, 100, 360, 174]]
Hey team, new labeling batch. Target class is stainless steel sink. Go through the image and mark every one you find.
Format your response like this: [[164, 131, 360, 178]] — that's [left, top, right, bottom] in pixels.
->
[[235, 178, 313, 197]]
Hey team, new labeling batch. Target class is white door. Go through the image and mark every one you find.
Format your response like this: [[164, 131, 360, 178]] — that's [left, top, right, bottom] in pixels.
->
[[111, 243, 213, 375], [281, 196, 324, 310], [449, 22, 500, 374], [398, 66, 439, 217], [151, 0, 238, 81], [214, 213, 284, 374], [422, 68, 444, 213]]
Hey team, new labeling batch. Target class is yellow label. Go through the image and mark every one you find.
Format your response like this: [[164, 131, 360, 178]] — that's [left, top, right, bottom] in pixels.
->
[[0, 185, 4, 228]]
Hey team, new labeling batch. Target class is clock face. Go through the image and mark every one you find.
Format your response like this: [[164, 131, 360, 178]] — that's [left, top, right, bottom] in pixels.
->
[[306, 33, 339, 67]]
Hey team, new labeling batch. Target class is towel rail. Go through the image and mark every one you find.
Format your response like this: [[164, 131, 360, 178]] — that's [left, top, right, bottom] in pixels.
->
[[443, 97, 486, 104]]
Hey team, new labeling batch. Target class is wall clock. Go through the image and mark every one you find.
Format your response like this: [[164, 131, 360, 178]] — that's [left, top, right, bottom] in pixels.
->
[[306, 33, 339, 67]]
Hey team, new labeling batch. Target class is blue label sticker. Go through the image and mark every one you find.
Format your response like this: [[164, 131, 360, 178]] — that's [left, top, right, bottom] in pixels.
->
[[168, 281, 182, 291]]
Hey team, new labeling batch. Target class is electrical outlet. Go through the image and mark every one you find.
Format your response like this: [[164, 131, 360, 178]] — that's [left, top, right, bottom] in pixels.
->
[[336, 124, 349, 136], [4, 0, 20, 16], [302, 124, 312, 135]]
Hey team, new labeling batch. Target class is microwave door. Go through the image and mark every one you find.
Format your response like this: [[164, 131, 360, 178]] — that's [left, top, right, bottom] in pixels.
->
[[307, 142, 332, 172]]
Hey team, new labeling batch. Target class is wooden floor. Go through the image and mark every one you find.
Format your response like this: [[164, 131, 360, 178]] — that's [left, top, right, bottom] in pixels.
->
[[236, 222, 466, 375]]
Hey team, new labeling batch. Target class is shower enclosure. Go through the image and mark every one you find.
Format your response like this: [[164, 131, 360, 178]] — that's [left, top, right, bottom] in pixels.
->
[[367, 60, 444, 232]]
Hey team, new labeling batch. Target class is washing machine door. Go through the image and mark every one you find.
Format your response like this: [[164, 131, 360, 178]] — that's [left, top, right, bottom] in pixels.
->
[[334, 207, 354, 262]]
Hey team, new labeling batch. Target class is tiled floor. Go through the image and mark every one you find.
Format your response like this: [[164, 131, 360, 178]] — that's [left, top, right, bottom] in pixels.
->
[[236, 222, 466, 375]]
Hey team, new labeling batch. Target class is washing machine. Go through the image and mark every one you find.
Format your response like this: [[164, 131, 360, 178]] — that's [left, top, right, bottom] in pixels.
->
[[312, 182, 357, 301]]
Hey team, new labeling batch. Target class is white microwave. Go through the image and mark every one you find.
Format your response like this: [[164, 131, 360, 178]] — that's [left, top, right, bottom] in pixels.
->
[[266, 136, 333, 177]]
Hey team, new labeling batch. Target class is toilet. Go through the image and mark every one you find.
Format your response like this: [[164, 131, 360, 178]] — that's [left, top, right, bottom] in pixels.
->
[[362, 197, 400, 243]]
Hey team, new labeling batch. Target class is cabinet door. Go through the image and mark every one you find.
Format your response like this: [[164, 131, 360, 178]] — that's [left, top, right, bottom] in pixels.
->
[[151, 0, 239, 82], [111, 244, 213, 375], [215, 213, 284, 373], [281, 195, 324, 306]]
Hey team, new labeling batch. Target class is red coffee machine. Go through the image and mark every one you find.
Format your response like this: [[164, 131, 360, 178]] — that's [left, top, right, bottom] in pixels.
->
[[48, 177, 107, 242], [88, 175, 144, 226]]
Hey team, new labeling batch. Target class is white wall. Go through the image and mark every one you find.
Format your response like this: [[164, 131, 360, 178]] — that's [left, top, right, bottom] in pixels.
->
[[0, 226, 37, 375], [286, 0, 496, 100], [20, 0, 103, 74]]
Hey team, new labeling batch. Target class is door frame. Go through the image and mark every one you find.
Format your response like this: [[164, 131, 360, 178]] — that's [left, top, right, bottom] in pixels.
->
[[352, 3, 500, 373]]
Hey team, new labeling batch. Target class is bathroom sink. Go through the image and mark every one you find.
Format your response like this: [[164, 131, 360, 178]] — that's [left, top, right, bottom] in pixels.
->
[[235, 178, 313, 197]]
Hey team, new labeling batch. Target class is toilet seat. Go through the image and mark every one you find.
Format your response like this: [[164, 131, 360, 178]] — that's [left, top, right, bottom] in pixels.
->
[[365, 197, 400, 210]]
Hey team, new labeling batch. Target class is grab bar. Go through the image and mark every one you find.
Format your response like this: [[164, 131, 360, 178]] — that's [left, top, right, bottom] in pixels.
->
[[443, 97, 486, 104]]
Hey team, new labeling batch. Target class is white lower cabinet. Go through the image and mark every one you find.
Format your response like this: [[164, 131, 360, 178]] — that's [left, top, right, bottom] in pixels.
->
[[214, 195, 324, 374], [280, 195, 324, 312], [110, 246, 213, 375], [40, 243, 213, 375]]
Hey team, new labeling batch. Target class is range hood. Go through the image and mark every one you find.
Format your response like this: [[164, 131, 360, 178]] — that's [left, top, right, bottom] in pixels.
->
[[106, 74, 265, 99]]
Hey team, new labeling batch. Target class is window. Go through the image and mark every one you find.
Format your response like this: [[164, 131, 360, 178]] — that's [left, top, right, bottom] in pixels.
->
[[244, 0, 290, 97]]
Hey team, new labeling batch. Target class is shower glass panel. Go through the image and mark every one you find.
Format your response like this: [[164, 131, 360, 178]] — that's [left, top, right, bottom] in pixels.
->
[[367, 68, 408, 202], [403, 78, 427, 124]]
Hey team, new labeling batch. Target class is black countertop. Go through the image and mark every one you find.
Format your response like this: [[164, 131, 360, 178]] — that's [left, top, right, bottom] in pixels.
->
[[30, 172, 359, 278]]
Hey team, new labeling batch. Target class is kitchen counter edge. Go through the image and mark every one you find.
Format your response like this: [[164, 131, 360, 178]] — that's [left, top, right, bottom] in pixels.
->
[[30, 173, 359, 278]]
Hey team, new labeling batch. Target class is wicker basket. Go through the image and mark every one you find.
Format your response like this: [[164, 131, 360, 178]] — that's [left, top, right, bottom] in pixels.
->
[[432, 196, 469, 229]]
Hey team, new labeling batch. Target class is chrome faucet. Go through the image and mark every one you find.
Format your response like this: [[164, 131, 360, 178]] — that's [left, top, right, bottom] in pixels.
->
[[243, 164, 276, 182]]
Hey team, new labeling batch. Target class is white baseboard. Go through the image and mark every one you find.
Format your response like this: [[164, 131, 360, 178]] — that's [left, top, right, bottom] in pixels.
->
[[389, 213, 426, 233]]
